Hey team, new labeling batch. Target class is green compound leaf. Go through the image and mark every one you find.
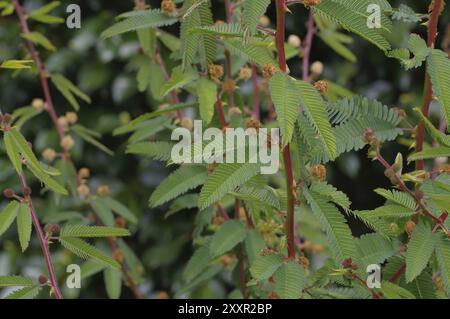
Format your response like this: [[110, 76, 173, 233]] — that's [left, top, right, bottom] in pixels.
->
[[17, 203, 32, 252], [274, 261, 306, 299], [60, 237, 120, 269], [209, 220, 247, 258]]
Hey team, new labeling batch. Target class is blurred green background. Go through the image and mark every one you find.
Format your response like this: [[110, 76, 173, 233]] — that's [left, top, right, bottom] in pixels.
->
[[0, 0, 449, 298]]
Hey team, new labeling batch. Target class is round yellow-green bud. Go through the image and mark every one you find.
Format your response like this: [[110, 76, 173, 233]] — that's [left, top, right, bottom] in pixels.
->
[[42, 148, 57, 162], [77, 184, 90, 198], [288, 34, 302, 48], [97, 185, 110, 197], [238, 66, 252, 81], [78, 167, 90, 179], [259, 15, 271, 27], [310, 61, 324, 76], [180, 117, 193, 130], [60, 135, 75, 151], [32, 98, 45, 110], [65, 112, 78, 125], [58, 116, 68, 127]]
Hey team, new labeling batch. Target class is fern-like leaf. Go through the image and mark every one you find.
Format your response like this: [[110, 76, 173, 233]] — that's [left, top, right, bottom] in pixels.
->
[[232, 186, 281, 210], [408, 146, 450, 162], [197, 77, 217, 124], [356, 233, 395, 268], [150, 165, 208, 207], [307, 96, 402, 163], [403, 270, 437, 299], [274, 260, 306, 299], [405, 221, 439, 283], [250, 253, 284, 281], [297, 80, 337, 159], [190, 23, 244, 37], [183, 245, 210, 282], [209, 220, 247, 258], [388, 34, 430, 70], [223, 38, 277, 67], [392, 4, 422, 23], [427, 49, 450, 126], [414, 108, 450, 148], [5, 286, 41, 299], [269, 72, 300, 145], [60, 237, 120, 269], [114, 102, 197, 136], [0, 201, 20, 236], [60, 225, 130, 238], [180, 0, 215, 69], [242, 0, 271, 35], [435, 235, 450, 297], [304, 187, 357, 263], [310, 181, 351, 211], [362, 204, 417, 219], [374, 188, 418, 210], [0, 276, 35, 287], [313, 0, 391, 52], [17, 204, 32, 252], [382, 281, 416, 299], [199, 163, 261, 209], [101, 9, 178, 39], [126, 142, 175, 161]]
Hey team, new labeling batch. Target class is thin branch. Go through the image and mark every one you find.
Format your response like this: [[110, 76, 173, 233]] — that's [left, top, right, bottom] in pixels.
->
[[18, 173, 63, 299], [276, 0, 296, 260], [242, 205, 255, 228], [415, 0, 443, 170], [217, 204, 231, 220], [251, 65, 260, 120], [375, 147, 444, 227], [388, 263, 406, 283], [12, 0, 65, 144], [302, 11, 315, 81], [134, 0, 182, 120], [216, 95, 228, 128], [224, 0, 235, 109], [91, 212, 143, 299], [238, 249, 250, 299]]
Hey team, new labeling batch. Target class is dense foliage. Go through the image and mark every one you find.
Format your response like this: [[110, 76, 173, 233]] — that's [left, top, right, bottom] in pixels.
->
[[0, 0, 450, 299]]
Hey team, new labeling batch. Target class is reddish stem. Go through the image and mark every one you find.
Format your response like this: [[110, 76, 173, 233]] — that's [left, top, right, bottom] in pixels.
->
[[302, 12, 315, 81], [389, 264, 406, 283], [376, 147, 443, 225], [276, 0, 296, 260], [242, 205, 255, 229], [238, 253, 249, 299], [19, 174, 63, 299], [91, 213, 143, 299], [217, 204, 231, 220], [415, 0, 443, 170], [156, 50, 183, 120], [224, 0, 235, 109], [234, 199, 241, 220], [251, 65, 260, 120], [13, 0, 65, 142], [216, 96, 228, 128], [276, 1, 288, 73]]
